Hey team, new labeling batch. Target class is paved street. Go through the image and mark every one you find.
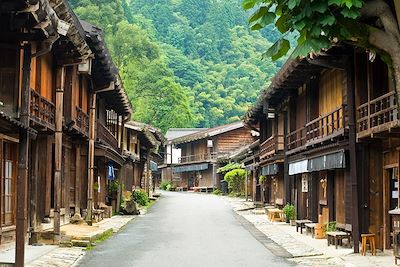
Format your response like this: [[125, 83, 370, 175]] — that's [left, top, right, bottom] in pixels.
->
[[78, 192, 291, 267]]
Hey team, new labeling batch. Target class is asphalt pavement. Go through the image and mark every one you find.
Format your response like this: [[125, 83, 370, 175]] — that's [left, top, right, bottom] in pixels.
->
[[78, 192, 291, 267]]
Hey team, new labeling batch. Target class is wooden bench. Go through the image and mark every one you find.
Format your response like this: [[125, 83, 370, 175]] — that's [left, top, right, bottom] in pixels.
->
[[266, 208, 284, 222], [93, 209, 105, 222], [327, 231, 351, 248], [304, 223, 317, 237], [193, 186, 214, 193], [296, 219, 312, 234], [327, 223, 352, 249]]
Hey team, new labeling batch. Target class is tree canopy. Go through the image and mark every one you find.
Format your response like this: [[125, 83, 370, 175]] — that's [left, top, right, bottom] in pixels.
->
[[69, 0, 288, 132], [243, 0, 400, 110]]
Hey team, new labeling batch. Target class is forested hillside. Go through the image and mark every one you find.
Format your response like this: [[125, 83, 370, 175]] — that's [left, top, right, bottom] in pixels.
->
[[69, 0, 285, 132]]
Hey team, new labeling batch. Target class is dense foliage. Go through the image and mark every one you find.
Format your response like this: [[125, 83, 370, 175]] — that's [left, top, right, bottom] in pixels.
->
[[242, 0, 400, 114], [224, 168, 247, 194], [69, 0, 286, 131], [133, 189, 150, 207], [217, 162, 242, 174]]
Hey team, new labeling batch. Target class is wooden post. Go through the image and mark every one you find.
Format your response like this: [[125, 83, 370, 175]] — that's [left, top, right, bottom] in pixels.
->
[[16, 44, 31, 267], [54, 66, 65, 236], [283, 110, 291, 204], [87, 92, 96, 224], [348, 55, 360, 253], [29, 138, 39, 244], [252, 158, 257, 202], [75, 144, 81, 214]]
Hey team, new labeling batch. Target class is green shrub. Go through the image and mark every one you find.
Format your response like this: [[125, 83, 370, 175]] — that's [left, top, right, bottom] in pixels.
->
[[212, 189, 222, 195], [133, 190, 149, 206], [259, 175, 266, 183], [224, 168, 247, 194], [325, 221, 337, 232], [109, 180, 119, 193], [160, 181, 172, 190], [283, 203, 296, 220]]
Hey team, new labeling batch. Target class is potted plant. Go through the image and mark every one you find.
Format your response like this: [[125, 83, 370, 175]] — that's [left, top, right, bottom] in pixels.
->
[[283, 203, 296, 225]]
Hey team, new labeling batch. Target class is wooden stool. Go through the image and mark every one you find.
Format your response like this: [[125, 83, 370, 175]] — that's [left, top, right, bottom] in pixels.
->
[[361, 234, 376, 256]]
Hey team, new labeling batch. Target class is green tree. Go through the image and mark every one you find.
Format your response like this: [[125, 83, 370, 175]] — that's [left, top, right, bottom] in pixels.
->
[[243, 0, 400, 110]]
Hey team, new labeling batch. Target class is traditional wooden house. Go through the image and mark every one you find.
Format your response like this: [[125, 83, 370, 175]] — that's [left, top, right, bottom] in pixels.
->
[[80, 22, 132, 218], [245, 46, 362, 250], [354, 52, 400, 250], [0, 3, 134, 265], [121, 121, 164, 196], [0, 0, 96, 262], [162, 122, 256, 191], [161, 128, 207, 185]]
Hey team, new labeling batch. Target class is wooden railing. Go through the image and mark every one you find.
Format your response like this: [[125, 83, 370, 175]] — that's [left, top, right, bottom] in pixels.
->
[[357, 91, 398, 135], [260, 135, 284, 159], [76, 106, 89, 134], [97, 122, 119, 152], [286, 127, 306, 151], [286, 105, 347, 152], [306, 105, 346, 142], [178, 152, 219, 164], [30, 89, 55, 127]]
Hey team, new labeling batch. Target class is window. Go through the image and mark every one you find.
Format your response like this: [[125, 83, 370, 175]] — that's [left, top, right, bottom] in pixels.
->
[[2, 142, 15, 226]]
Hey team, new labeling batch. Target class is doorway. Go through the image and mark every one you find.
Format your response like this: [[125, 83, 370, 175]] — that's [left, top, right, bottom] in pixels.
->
[[385, 167, 399, 249]]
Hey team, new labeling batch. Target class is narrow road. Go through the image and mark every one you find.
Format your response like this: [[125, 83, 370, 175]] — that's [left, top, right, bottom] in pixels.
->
[[78, 192, 291, 267]]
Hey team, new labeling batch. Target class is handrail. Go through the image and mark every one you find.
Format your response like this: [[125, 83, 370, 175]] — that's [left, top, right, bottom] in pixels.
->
[[260, 134, 284, 158], [30, 89, 55, 126], [357, 90, 398, 134], [76, 106, 89, 134], [178, 152, 220, 164], [286, 105, 346, 151], [97, 121, 119, 152]]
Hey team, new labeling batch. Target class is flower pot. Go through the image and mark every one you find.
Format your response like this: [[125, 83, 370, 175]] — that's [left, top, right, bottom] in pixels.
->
[[290, 219, 296, 226]]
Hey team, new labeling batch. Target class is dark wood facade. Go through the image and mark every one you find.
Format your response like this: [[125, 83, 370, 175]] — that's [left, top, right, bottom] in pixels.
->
[[245, 45, 400, 253], [0, 1, 132, 261], [162, 122, 256, 190]]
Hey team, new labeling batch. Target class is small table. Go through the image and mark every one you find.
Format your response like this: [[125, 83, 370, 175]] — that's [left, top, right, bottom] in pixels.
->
[[296, 220, 312, 234], [304, 223, 317, 237], [266, 208, 284, 222], [327, 231, 352, 249]]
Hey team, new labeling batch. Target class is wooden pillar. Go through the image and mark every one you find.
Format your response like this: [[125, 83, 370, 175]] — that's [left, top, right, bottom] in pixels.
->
[[283, 110, 291, 204], [16, 44, 31, 267], [29, 138, 39, 244], [252, 159, 257, 202], [75, 144, 81, 214], [87, 92, 96, 224], [348, 55, 360, 253], [54, 66, 65, 236], [327, 171, 335, 222]]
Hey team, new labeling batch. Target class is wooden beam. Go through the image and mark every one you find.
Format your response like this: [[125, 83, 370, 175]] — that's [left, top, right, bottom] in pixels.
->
[[75, 144, 81, 214], [53, 66, 65, 236], [29, 138, 39, 244], [87, 92, 96, 225], [15, 44, 31, 267], [347, 55, 360, 253]]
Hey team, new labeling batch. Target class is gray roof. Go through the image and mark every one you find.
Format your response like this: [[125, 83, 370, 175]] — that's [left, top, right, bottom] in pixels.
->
[[165, 128, 207, 141], [170, 121, 245, 145]]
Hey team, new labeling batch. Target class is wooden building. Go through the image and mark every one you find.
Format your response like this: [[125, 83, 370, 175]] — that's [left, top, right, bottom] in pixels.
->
[[0, 1, 133, 262], [161, 122, 256, 191], [245, 43, 400, 253], [121, 121, 164, 196]]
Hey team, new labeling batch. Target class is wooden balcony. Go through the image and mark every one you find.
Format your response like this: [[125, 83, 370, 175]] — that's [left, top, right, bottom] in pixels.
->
[[97, 121, 119, 152], [286, 105, 347, 154], [260, 135, 284, 160], [178, 152, 219, 164], [30, 89, 55, 130], [75, 106, 89, 135], [357, 91, 399, 139]]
